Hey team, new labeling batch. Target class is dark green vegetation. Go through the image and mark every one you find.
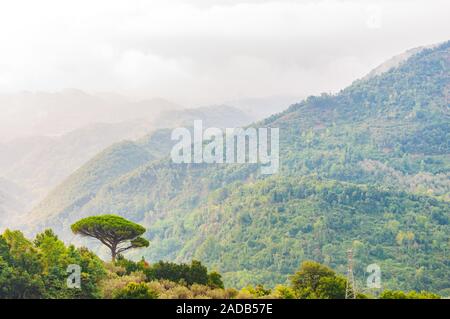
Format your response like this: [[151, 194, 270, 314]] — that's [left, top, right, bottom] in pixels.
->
[[29, 42, 450, 293], [0, 228, 440, 299], [0, 229, 105, 298], [115, 256, 224, 288], [71, 215, 150, 262]]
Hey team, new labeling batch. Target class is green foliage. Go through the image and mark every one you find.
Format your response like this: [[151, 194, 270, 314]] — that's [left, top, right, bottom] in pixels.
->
[[144, 260, 209, 286], [115, 255, 146, 274], [0, 231, 443, 299], [71, 215, 149, 261], [114, 256, 223, 289], [174, 175, 449, 293], [208, 271, 225, 289], [112, 282, 159, 299], [71, 215, 146, 238], [240, 285, 272, 298], [272, 285, 296, 299], [0, 230, 106, 299], [290, 261, 347, 299], [380, 289, 441, 299]]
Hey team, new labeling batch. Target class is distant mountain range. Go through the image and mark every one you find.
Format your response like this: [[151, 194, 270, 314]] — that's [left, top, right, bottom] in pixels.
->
[[224, 95, 304, 120], [0, 90, 182, 142], [0, 177, 33, 227], [18, 41, 450, 294], [0, 104, 255, 229]]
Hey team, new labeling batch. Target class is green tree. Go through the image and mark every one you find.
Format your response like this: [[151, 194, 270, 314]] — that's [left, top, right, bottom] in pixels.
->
[[207, 271, 224, 289], [0, 259, 45, 299], [290, 261, 347, 299], [71, 215, 149, 262], [144, 260, 210, 286], [33, 229, 106, 299], [0, 232, 45, 299]]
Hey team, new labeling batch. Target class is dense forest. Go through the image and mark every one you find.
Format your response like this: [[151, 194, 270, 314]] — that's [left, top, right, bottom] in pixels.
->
[[0, 225, 442, 299]]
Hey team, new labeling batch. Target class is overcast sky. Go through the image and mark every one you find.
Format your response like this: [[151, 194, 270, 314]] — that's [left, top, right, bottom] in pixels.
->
[[0, 0, 449, 106]]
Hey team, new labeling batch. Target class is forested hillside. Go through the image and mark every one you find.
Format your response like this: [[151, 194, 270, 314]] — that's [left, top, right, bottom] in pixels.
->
[[0, 228, 442, 299], [28, 41, 450, 294]]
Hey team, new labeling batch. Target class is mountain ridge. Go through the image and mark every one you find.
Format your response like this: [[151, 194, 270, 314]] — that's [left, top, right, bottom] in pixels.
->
[[26, 41, 450, 293]]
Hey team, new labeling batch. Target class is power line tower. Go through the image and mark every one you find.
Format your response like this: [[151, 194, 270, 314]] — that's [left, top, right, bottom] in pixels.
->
[[345, 249, 356, 299]]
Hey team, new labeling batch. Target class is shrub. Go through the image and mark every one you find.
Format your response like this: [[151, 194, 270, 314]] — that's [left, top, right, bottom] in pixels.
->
[[271, 285, 296, 299], [113, 282, 158, 299], [163, 286, 194, 299], [380, 290, 440, 299], [99, 271, 146, 298], [207, 271, 224, 289]]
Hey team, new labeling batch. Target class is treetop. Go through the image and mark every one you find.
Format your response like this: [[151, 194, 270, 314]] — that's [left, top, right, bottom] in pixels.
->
[[71, 214, 146, 239]]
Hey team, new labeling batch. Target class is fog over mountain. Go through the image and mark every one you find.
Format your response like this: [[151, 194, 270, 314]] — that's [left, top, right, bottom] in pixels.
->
[[0, 0, 449, 106], [0, 101, 256, 230], [0, 90, 182, 142]]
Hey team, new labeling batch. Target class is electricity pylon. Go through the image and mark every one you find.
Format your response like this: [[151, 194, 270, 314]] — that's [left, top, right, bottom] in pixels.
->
[[345, 249, 356, 299]]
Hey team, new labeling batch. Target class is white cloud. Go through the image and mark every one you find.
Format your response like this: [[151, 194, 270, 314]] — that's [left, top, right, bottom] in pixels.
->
[[0, 0, 449, 105]]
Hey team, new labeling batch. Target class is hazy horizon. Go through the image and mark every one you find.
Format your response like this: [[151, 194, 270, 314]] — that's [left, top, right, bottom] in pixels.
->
[[0, 0, 449, 142], [0, 0, 449, 107]]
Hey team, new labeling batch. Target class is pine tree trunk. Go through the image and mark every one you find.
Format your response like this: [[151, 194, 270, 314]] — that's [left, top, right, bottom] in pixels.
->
[[111, 243, 117, 263]]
